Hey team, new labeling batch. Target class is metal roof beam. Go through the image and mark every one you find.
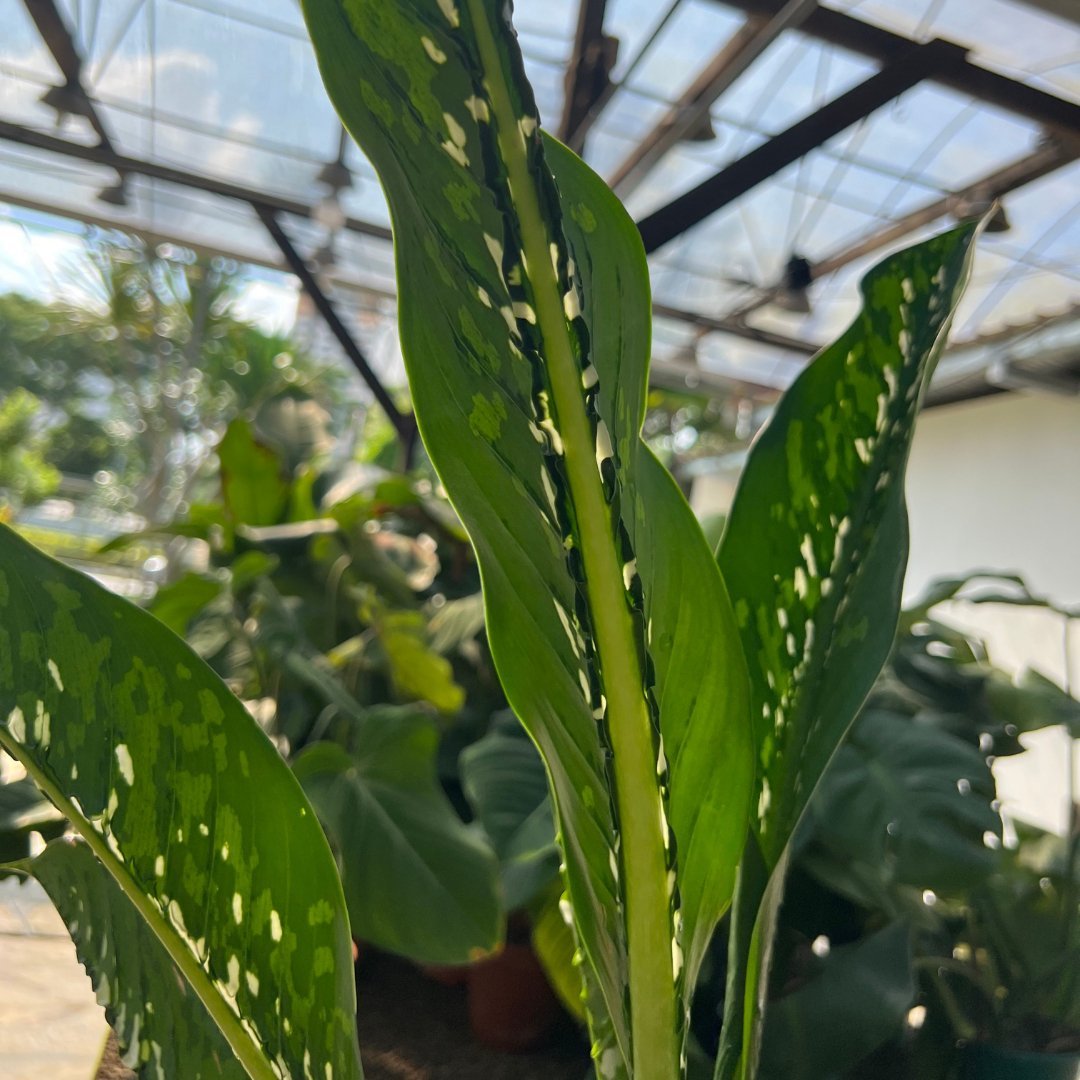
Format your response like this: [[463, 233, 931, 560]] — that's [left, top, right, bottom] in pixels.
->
[[255, 205, 417, 459], [558, 0, 618, 153], [609, 0, 817, 198], [811, 137, 1077, 280], [722, 136, 1078, 322], [652, 300, 818, 353], [637, 37, 968, 254], [22, 0, 118, 155], [0, 118, 393, 243], [710, 0, 1080, 139], [0, 117, 828, 355]]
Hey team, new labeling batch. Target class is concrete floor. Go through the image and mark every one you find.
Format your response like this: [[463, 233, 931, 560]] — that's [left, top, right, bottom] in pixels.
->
[[0, 877, 109, 1080]]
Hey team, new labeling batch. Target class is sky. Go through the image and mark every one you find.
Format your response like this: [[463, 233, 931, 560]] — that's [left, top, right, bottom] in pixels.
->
[[0, 204, 301, 335]]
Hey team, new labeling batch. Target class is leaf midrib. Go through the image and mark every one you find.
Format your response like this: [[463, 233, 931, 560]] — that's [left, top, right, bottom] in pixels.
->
[[465, 5, 678, 1076]]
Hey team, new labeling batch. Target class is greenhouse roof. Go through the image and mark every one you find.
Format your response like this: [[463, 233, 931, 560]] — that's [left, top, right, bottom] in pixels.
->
[[1, 0, 1078, 404]]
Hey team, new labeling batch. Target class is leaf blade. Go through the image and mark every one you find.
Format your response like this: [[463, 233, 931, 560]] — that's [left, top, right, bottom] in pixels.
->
[[293, 711, 502, 966], [715, 225, 980, 1079], [301, 5, 752, 1075], [0, 524, 363, 1080]]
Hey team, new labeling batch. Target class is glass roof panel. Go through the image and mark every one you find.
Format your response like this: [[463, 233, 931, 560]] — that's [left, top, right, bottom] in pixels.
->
[[0, 0, 1075, 402], [850, 83, 1044, 189], [620, 0, 750, 101], [823, 0, 1080, 102]]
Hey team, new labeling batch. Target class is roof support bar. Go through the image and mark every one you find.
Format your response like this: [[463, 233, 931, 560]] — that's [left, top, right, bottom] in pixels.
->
[[558, 0, 618, 153], [810, 137, 1077, 279], [609, 0, 818, 198], [711, 0, 1080, 139], [0, 118, 392, 243], [22, 0, 119, 157], [652, 301, 818, 354], [723, 136, 1077, 321], [255, 206, 417, 459], [636, 37, 969, 254], [0, 117, 821, 356]]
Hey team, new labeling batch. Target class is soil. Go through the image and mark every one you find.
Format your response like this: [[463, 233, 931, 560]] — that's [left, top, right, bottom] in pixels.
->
[[96, 950, 590, 1079], [97, 1034, 134, 1079]]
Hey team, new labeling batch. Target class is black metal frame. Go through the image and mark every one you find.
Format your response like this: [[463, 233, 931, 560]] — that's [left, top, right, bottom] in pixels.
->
[[2, 0, 1078, 424], [637, 37, 971, 253]]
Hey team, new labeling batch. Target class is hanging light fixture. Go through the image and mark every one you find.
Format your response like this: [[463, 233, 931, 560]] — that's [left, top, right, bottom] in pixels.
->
[[774, 254, 813, 314], [96, 177, 130, 208], [312, 239, 337, 272], [312, 127, 354, 262], [316, 157, 353, 192], [40, 82, 90, 122]]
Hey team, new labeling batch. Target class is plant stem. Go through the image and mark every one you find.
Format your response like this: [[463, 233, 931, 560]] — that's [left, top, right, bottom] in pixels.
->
[[0, 728, 278, 1080], [466, 7, 679, 1077]]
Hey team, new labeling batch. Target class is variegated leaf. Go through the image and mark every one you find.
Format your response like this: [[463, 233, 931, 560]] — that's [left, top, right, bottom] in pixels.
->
[[302, 3, 753, 1077]]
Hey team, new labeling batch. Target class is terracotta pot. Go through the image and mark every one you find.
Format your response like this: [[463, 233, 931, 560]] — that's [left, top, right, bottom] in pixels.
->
[[467, 943, 561, 1051], [963, 1044, 1080, 1079]]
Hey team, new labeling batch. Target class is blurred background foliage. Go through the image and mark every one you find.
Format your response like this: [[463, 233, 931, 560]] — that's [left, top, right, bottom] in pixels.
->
[[0, 231, 351, 522]]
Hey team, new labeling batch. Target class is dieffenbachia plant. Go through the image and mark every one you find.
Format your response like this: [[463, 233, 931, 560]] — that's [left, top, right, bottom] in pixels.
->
[[0, 5, 980, 1079], [302, 2, 976, 1079], [0, 526, 364, 1080]]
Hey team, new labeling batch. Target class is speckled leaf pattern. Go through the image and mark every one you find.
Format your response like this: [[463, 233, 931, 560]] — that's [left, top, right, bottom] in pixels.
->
[[33, 837, 248, 1078], [0, 525, 363, 1080], [302, 3, 752, 1078], [714, 225, 979, 1080]]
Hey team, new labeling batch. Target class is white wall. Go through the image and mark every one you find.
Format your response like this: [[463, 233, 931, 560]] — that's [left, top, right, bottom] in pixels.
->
[[905, 391, 1080, 608], [905, 390, 1080, 834], [691, 389, 1080, 833]]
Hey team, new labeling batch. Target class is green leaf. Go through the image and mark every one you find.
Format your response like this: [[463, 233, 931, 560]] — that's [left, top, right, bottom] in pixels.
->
[[219, 418, 290, 528], [32, 837, 247, 1077], [985, 669, 1080, 739], [302, 4, 752, 1077], [716, 225, 979, 1079], [293, 708, 501, 965], [377, 610, 466, 714], [804, 708, 1002, 894], [531, 880, 587, 1022], [759, 923, 915, 1080], [0, 774, 65, 872], [148, 572, 226, 636], [0, 524, 363, 1080], [460, 717, 560, 911]]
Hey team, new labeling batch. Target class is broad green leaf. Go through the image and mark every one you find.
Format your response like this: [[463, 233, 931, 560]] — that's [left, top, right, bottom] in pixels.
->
[[715, 225, 979, 1079], [0, 525, 363, 1080], [33, 837, 247, 1077], [293, 707, 501, 965], [148, 571, 226, 636], [460, 716, 560, 911], [219, 418, 290, 528], [265, 647, 502, 963], [376, 610, 466, 714], [0, 774, 64, 872], [985, 669, 1080, 739], [803, 708, 1002, 894], [758, 923, 915, 1080], [302, 4, 752, 1077]]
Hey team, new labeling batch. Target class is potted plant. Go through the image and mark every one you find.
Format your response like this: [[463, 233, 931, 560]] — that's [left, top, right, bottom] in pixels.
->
[[0, 2, 987, 1076]]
